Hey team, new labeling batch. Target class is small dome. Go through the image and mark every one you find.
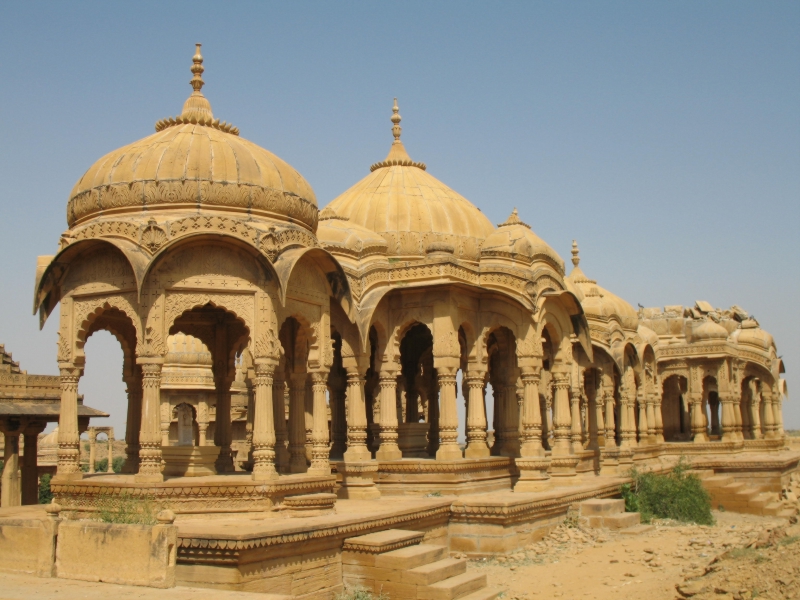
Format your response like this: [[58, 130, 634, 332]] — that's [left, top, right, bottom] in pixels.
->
[[480, 209, 564, 272], [317, 207, 388, 260], [165, 333, 212, 366], [732, 324, 774, 351], [67, 45, 317, 230], [567, 242, 638, 330], [690, 319, 729, 342], [323, 100, 494, 262]]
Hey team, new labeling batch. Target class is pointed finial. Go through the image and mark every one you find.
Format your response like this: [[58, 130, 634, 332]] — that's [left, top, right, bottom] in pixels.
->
[[497, 207, 530, 228], [191, 43, 204, 92], [391, 98, 402, 143], [571, 240, 580, 267]]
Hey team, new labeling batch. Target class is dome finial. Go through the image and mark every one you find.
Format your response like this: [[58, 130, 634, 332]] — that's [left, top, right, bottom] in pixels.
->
[[571, 240, 580, 267], [391, 98, 402, 143], [497, 207, 530, 229], [191, 43, 204, 93]]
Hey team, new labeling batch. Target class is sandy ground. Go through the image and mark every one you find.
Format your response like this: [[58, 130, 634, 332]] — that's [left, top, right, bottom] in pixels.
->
[[1, 511, 797, 599], [468, 511, 800, 600]]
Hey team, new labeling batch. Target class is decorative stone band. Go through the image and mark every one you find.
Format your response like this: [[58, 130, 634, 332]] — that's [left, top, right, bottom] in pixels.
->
[[282, 492, 337, 512], [67, 182, 318, 232], [375, 457, 513, 475]]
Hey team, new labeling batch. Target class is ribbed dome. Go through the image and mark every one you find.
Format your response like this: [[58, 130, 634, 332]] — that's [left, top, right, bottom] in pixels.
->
[[480, 209, 564, 272], [316, 207, 389, 261], [567, 242, 638, 330], [67, 45, 317, 230], [690, 319, 729, 342], [322, 100, 494, 262]]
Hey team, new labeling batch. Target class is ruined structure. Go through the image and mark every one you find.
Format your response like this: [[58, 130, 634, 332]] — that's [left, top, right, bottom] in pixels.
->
[[15, 46, 793, 595]]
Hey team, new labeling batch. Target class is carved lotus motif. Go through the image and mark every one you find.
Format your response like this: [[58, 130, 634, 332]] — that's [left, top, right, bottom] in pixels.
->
[[140, 219, 168, 253]]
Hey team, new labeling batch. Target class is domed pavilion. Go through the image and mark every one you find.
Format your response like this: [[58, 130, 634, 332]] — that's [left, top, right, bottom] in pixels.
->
[[33, 48, 789, 518]]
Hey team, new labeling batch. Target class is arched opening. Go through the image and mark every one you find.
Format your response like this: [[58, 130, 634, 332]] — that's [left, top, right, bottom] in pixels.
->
[[703, 376, 720, 439], [365, 326, 380, 455], [397, 323, 436, 458], [278, 316, 312, 473], [539, 328, 555, 451], [328, 331, 347, 460], [487, 326, 519, 458], [168, 303, 250, 474], [661, 375, 690, 442]]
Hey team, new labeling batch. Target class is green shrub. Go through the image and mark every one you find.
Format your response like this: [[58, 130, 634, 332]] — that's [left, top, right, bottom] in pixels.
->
[[620, 458, 713, 525], [96, 492, 158, 525], [38, 473, 53, 504], [94, 456, 125, 473]]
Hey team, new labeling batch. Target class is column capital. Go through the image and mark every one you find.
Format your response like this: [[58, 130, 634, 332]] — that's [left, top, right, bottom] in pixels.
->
[[254, 362, 277, 377]]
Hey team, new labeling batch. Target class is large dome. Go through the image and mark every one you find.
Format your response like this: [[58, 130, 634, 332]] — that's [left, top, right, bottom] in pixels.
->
[[321, 100, 494, 262], [67, 45, 317, 231]]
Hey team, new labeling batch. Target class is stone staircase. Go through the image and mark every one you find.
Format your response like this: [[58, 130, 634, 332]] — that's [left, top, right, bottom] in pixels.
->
[[342, 529, 500, 600], [698, 474, 796, 518], [579, 499, 653, 534]]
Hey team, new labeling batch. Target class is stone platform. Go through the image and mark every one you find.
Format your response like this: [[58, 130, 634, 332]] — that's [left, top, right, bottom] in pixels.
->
[[373, 457, 517, 496], [51, 472, 337, 519]]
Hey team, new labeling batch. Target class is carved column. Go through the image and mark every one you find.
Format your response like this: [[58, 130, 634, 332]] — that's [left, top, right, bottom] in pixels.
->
[[551, 370, 572, 455], [251, 361, 278, 480], [344, 367, 371, 461], [465, 370, 490, 458], [570, 383, 583, 453], [304, 376, 314, 462], [106, 434, 114, 473], [1, 420, 22, 508], [197, 398, 209, 446], [748, 384, 762, 440], [762, 389, 776, 439], [376, 371, 402, 460], [653, 384, 665, 443], [309, 371, 331, 474], [136, 359, 164, 482], [584, 371, 600, 451], [213, 375, 234, 473], [436, 370, 462, 460], [645, 394, 656, 443], [637, 395, 649, 446], [602, 373, 616, 447], [160, 400, 171, 448], [122, 369, 142, 473], [773, 386, 785, 439], [288, 372, 308, 473], [519, 368, 544, 456], [56, 366, 83, 481], [720, 392, 736, 443], [21, 422, 44, 504], [272, 375, 290, 472], [88, 431, 96, 474]]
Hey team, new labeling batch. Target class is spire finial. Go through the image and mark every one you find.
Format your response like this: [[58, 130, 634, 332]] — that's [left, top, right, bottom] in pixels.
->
[[391, 98, 402, 143], [497, 207, 530, 228], [190, 43, 204, 93], [571, 240, 580, 267]]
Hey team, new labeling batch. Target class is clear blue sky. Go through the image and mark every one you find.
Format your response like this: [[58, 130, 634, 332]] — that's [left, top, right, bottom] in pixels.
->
[[1, 2, 798, 435]]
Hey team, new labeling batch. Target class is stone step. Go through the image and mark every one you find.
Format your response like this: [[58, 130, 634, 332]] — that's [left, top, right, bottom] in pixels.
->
[[457, 587, 501, 600], [579, 499, 625, 516], [619, 524, 655, 535], [702, 475, 735, 488], [343, 529, 425, 554], [406, 558, 467, 586], [375, 544, 449, 571], [604, 512, 641, 530], [419, 572, 487, 600]]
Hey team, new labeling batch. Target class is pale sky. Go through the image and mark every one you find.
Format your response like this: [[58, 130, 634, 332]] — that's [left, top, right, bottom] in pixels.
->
[[0, 2, 797, 435]]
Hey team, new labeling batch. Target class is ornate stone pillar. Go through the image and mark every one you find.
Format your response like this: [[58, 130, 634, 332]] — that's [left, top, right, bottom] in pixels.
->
[[519, 368, 544, 457], [136, 359, 164, 482], [645, 393, 656, 443], [376, 370, 402, 460], [551, 370, 572, 455], [619, 376, 636, 447], [586, 371, 603, 451], [122, 369, 142, 473], [343, 367, 371, 461], [88, 431, 96, 474], [570, 384, 583, 453], [465, 370, 490, 458], [252, 361, 278, 481], [689, 394, 708, 443], [106, 434, 114, 473], [160, 400, 171, 448], [288, 372, 308, 473], [56, 366, 83, 481], [197, 398, 209, 446], [1, 420, 22, 507], [749, 383, 762, 440], [762, 389, 776, 439], [213, 375, 234, 473], [773, 386, 785, 439], [653, 392, 665, 444], [272, 375, 290, 472], [309, 371, 331, 474], [637, 396, 649, 446], [720, 392, 736, 443], [436, 369, 462, 460]]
